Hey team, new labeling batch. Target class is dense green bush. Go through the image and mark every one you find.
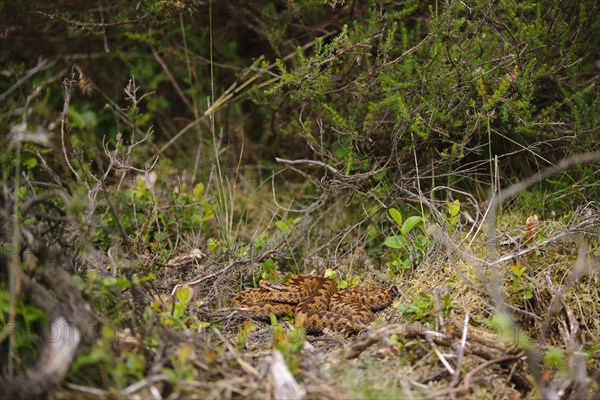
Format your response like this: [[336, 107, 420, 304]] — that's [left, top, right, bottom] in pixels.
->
[[265, 0, 600, 201]]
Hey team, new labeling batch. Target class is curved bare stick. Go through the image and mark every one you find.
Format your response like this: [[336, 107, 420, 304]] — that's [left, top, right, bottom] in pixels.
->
[[60, 67, 81, 181], [0, 269, 86, 399]]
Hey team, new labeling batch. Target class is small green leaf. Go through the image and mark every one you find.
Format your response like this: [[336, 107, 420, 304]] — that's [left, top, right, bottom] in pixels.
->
[[389, 208, 403, 227], [176, 285, 193, 305], [448, 199, 460, 218], [544, 348, 565, 368], [401, 216, 423, 236], [207, 238, 219, 252], [275, 220, 288, 231], [384, 235, 407, 249], [254, 232, 267, 250], [126, 354, 145, 372], [189, 213, 202, 226], [133, 178, 148, 198], [23, 157, 38, 170], [193, 182, 205, 199], [201, 203, 214, 221], [71, 346, 106, 372], [262, 258, 277, 279], [523, 283, 534, 299], [509, 263, 520, 276], [324, 268, 336, 280], [103, 277, 117, 287], [21, 305, 46, 324], [82, 110, 98, 129], [173, 302, 185, 318], [338, 280, 348, 289], [72, 275, 86, 291], [115, 277, 131, 290], [161, 367, 178, 382], [68, 108, 86, 129], [489, 312, 513, 342]]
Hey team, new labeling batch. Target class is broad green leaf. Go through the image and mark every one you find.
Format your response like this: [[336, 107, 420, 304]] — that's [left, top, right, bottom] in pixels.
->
[[401, 216, 423, 235], [384, 235, 407, 249], [388, 208, 403, 227]]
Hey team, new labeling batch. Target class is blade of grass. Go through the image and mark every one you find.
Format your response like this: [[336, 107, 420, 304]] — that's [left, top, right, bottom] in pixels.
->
[[209, 0, 231, 246]]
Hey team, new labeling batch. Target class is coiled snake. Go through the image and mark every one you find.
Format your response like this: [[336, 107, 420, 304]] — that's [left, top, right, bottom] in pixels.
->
[[232, 275, 393, 334]]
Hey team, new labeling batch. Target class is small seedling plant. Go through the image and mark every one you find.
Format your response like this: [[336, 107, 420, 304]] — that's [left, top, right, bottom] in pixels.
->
[[384, 208, 428, 273], [507, 260, 534, 303]]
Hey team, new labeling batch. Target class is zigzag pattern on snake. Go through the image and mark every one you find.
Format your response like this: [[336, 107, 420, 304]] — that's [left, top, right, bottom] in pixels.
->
[[231, 275, 393, 334]]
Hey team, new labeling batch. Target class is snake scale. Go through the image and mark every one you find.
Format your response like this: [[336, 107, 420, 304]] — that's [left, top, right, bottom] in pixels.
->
[[231, 275, 393, 334]]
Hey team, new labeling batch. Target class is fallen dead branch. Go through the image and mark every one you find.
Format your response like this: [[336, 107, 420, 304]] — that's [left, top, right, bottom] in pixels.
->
[[345, 321, 528, 396], [275, 157, 386, 183], [344, 321, 521, 361]]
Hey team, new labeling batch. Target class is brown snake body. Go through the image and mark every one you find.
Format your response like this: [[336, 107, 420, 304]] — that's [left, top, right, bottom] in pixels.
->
[[232, 275, 393, 334]]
